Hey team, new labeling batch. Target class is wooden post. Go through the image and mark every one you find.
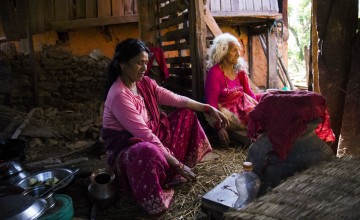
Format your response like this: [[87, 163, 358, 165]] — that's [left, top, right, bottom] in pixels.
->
[[311, 0, 319, 93], [267, 24, 277, 89], [317, 0, 357, 154], [137, 0, 157, 45], [25, 0, 39, 107], [189, 0, 207, 101]]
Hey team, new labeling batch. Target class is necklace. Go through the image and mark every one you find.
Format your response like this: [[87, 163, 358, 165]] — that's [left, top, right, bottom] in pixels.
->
[[129, 84, 138, 95]]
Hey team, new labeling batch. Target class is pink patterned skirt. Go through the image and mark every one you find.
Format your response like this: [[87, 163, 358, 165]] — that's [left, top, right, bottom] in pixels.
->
[[102, 108, 211, 215]]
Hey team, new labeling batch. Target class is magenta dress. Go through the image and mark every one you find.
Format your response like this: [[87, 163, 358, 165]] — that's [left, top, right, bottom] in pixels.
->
[[101, 76, 211, 215], [205, 64, 258, 129]]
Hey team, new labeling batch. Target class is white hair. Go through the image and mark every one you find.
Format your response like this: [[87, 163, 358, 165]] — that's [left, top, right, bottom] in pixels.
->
[[206, 33, 247, 73]]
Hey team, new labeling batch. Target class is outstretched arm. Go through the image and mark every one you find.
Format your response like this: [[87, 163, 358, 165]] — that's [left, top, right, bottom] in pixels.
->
[[186, 99, 229, 129]]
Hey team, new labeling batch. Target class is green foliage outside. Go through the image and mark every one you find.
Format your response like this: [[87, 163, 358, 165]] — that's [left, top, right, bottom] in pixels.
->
[[288, 0, 311, 78]]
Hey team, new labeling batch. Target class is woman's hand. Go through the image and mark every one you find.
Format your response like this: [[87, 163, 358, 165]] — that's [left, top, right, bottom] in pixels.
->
[[205, 105, 229, 129], [166, 155, 196, 182], [217, 127, 230, 147]]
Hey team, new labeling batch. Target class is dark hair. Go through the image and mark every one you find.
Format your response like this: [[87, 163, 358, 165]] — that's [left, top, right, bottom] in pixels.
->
[[104, 38, 150, 100]]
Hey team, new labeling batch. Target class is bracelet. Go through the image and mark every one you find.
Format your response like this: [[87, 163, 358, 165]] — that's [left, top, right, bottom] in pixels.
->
[[175, 162, 184, 172], [204, 104, 211, 114]]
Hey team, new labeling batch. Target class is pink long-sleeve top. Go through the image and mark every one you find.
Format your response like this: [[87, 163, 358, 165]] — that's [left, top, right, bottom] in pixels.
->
[[205, 64, 256, 108], [102, 77, 190, 155]]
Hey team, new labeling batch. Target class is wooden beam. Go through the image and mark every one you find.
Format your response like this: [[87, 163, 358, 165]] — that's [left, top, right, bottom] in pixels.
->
[[168, 67, 192, 76], [158, 14, 187, 29], [138, 0, 157, 45], [159, 0, 178, 18], [160, 27, 189, 42], [211, 11, 280, 17], [45, 15, 138, 31], [189, 0, 206, 100], [267, 27, 278, 89], [165, 56, 191, 65], [204, 5, 222, 37], [161, 42, 190, 52]]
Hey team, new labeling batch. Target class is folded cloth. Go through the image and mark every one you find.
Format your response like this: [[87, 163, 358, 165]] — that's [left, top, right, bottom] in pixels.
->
[[247, 91, 335, 160], [145, 47, 170, 83]]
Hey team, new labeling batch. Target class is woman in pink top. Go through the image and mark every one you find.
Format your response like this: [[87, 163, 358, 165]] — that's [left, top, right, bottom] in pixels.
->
[[101, 38, 228, 216], [205, 33, 259, 147]]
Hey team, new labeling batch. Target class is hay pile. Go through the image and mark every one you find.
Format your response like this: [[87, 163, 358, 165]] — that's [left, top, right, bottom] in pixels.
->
[[224, 156, 360, 220], [95, 147, 248, 220]]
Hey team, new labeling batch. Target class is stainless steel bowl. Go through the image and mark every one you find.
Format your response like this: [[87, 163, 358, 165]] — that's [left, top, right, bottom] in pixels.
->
[[14, 168, 75, 191], [22, 185, 56, 209], [0, 194, 47, 220]]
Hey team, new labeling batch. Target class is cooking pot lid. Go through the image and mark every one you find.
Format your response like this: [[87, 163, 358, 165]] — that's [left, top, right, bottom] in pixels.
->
[[0, 161, 24, 178], [0, 194, 47, 220]]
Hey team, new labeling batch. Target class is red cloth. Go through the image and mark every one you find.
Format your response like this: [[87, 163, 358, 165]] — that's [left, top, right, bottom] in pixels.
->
[[247, 91, 335, 160], [145, 47, 170, 83]]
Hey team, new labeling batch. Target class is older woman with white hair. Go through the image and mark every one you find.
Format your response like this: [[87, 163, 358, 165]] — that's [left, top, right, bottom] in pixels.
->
[[205, 33, 259, 147]]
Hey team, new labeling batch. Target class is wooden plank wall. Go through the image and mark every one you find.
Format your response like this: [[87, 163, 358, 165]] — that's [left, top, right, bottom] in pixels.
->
[[156, 0, 192, 98], [208, 0, 278, 12], [1, 0, 138, 40]]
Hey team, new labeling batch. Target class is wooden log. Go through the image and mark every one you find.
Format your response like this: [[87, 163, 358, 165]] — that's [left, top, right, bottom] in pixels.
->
[[11, 108, 42, 139]]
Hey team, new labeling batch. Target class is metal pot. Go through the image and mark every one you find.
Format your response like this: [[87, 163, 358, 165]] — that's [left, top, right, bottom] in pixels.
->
[[22, 185, 56, 209], [0, 194, 47, 220], [87, 168, 118, 208], [0, 161, 29, 186]]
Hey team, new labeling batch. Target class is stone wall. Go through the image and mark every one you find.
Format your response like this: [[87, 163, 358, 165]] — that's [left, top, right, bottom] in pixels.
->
[[0, 42, 110, 111]]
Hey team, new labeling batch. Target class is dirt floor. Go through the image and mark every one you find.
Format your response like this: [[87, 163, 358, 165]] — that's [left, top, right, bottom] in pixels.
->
[[0, 104, 249, 220], [1, 73, 308, 219]]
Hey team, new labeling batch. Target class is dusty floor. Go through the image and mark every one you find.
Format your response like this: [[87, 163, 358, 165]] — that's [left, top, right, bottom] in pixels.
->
[[1, 104, 248, 220], [61, 146, 248, 220]]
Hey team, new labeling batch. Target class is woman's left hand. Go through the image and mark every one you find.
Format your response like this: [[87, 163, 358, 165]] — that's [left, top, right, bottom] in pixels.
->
[[166, 155, 196, 182]]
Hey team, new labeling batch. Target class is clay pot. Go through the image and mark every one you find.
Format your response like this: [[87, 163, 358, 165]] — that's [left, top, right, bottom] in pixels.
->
[[87, 168, 118, 208]]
